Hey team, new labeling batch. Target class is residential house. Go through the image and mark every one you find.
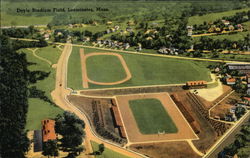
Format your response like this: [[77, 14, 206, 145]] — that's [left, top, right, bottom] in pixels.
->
[[243, 97, 250, 105], [226, 78, 236, 85], [42, 119, 56, 142], [124, 43, 130, 50], [214, 67, 220, 73], [68, 24, 73, 28], [126, 27, 133, 32], [106, 21, 112, 25], [244, 74, 250, 95], [114, 25, 120, 31], [187, 26, 193, 36], [44, 34, 50, 40], [236, 24, 243, 31], [247, 88, 250, 95], [83, 37, 90, 42], [228, 25, 234, 31], [222, 20, 230, 25], [106, 29, 111, 34]]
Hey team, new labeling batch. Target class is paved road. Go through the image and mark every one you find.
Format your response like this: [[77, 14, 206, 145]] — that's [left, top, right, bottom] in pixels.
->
[[1, 25, 47, 29]]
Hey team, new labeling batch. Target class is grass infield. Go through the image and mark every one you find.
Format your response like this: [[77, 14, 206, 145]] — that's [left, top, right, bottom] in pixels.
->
[[129, 98, 178, 134], [86, 55, 127, 83]]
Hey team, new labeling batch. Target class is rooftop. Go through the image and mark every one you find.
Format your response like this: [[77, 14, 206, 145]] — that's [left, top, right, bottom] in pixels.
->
[[41, 119, 56, 142]]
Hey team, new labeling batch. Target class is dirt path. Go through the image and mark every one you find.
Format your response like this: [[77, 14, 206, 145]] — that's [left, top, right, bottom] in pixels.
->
[[79, 49, 89, 88], [51, 43, 144, 158], [27, 48, 52, 66], [84, 52, 132, 86]]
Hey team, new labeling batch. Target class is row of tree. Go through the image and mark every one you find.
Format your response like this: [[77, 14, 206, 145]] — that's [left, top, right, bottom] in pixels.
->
[[0, 35, 33, 157], [1, 26, 38, 38], [194, 34, 250, 51]]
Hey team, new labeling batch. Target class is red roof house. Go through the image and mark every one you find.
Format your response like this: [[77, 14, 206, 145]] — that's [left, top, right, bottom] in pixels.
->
[[41, 119, 57, 142]]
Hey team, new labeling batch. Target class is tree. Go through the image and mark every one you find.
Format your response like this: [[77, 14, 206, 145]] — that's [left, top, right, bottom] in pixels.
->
[[28, 25, 35, 35], [42, 140, 59, 158], [55, 111, 85, 158], [47, 24, 52, 30], [98, 144, 105, 154], [0, 35, 30, 158]]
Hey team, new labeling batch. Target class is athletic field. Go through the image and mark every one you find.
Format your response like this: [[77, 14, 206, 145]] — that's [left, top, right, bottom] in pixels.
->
[[129, 98, 178, 134], [67, 47, 212, 89]]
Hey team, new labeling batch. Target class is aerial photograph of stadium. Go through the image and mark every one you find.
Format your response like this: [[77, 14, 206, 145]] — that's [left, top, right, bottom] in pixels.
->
[[0, 0, 250, 158]]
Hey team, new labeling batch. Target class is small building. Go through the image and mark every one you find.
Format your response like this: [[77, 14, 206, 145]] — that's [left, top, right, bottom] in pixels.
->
[[246, 74, 250, 84], [106, 21, 112, 25], [33, 130, 43, 152], [126, 27, 133, 32], [186, 80, 207, 89], [214, 67, 220, 73], [124, 43, 130, 50], [114, 25, 120, 31], [226, 78, 236, 85], [228, 25, 234, 31], [187, 26, 193, 36], [68, 24, 73, 28], [42, 119, 56, 142], [243, 97, 250, 105], [247, 88, 250, 95], [222, 20, 230, 26], [44, 34, 50, 40], [92, 21, 98, 26]]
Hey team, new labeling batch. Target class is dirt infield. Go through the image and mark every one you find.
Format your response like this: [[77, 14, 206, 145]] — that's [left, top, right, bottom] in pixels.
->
[[79, 48, 89, 88], [81, 51, 132, 86], [115, 93, 198, 144]]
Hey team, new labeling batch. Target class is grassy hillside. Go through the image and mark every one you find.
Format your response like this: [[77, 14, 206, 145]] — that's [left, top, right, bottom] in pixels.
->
[[19, 46, 63, 130], [188, 8, 250, 25]]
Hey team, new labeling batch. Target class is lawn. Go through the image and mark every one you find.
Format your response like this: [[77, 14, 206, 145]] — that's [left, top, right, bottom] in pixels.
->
[[129, 98, 178, 134], [68, 47, 212, 89], [188, 8, 250, 25], [35, 45, 62, 64], [67, 47, 83, 90], [0, 13, 53, 26], [19, 46, 63, 130], [86, 55, 127, 83], [90, 141, 131, 158]]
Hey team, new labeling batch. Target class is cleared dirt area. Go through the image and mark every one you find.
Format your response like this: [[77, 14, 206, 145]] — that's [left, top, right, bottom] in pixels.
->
[[173, 91, 231, 152], [130, 141, 201, 158], [115, 93, 198, 143], [194, 80, 223, 102], [210, 92, 241, 119]]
